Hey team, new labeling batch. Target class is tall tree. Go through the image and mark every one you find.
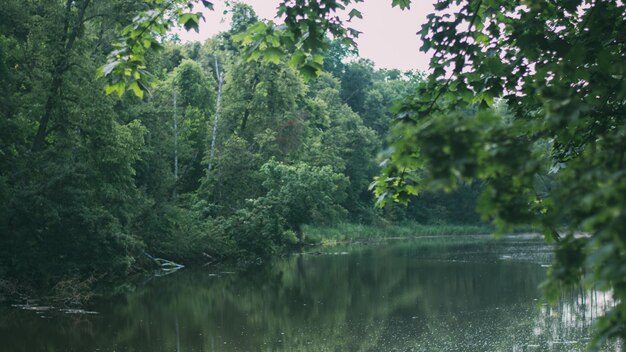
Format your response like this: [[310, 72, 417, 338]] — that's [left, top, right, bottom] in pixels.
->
[[303, 73, 379, 221], [169, 59, 216, 193], [208, 57, 224, 172], [0, 0, 157, 280]]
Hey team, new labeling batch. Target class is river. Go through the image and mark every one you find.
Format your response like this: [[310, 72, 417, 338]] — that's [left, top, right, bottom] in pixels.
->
[[0, 235, 620, 351]]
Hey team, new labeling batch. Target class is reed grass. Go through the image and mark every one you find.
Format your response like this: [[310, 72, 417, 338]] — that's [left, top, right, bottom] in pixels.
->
[[303, 222, 497, 243]]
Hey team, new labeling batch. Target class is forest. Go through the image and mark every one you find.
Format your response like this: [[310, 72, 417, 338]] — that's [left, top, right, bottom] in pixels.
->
[[0, 0, 624, 349], [0, 1, 482, 286]]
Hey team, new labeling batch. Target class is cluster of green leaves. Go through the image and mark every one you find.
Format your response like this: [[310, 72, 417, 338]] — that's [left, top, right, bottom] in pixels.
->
[[231, 0, 368, 79], [231, 21, 324, 79], [98, 0, 214, 97], [367, 0, 625, 346], [219, 160, 348, 259], [260, 159, 348, 234], [223, 0, 414, 79], [99, 0, 376, 86]]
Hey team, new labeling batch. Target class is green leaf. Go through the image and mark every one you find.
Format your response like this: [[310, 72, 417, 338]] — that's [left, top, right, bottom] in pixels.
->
[[311, 54, 324, 65], [104, 81, 125, 97], [474, 33, 489, 44], [104, 84, 117, 96], [263, 47, 283, 64], [231, 32, 251, 44], [200, 0, 214, 10], [391, 0, 411, 10], [247, 22, 267, 34], [288, 50, 305, 68], [266, 34, 280, 47], [348, 9, 363, 20], [128, 81, 144, 98], [299, 64, 320, 80], [182, 14, 199, 32]]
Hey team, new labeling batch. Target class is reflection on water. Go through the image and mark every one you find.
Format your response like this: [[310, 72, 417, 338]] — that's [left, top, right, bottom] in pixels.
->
[[530, 289, 617, 351], [0, 236, 622, 351]]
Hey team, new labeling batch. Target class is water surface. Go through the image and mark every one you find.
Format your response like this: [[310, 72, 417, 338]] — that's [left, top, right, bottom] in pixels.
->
[[0, 235, 619, 351]]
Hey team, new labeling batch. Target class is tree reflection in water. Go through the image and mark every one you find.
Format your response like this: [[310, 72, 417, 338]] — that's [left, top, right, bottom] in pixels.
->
[[0, 236, 622, 351]]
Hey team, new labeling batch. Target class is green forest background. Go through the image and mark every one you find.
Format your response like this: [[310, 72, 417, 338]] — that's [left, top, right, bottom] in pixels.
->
[[0, 1, 483, 287]]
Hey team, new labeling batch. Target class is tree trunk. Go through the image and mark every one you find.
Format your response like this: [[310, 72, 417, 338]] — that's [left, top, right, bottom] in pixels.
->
[[173, 88, 178, 197], [208, 57, 224, 173], [240, 109, 250, 133], [32, 0, 91, 151], [240, 72, 259, 133]]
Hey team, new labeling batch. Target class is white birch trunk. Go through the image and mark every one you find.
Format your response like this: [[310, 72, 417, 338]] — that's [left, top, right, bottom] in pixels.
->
[[208, 57, 224, 173], [173, 88, 178, 197], [173, 89, 178, 179]]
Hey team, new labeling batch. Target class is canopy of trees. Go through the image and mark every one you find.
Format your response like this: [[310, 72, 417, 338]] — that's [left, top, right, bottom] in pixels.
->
[[1, 1, 470, 287]]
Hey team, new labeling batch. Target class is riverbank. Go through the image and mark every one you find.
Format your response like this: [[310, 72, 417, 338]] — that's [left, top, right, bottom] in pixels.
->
[[1, 222, 535, 304], [302, 222, 537, 245]]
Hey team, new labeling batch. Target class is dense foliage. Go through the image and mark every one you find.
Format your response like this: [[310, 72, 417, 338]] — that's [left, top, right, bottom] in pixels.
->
[[379, 0, 625, 347], [5, 0, 622, 348], [0, 1, 480, 293]]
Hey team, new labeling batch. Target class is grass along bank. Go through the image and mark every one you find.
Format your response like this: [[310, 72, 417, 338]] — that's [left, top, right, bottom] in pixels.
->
[[302, 222, 498, 245]]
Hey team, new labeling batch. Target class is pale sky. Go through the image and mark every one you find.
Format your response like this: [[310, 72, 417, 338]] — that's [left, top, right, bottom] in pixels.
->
[[177, 1, 435, 72]]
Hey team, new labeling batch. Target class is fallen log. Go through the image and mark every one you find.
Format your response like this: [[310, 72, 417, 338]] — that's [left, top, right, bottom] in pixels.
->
[[143, 252, 185, 272]]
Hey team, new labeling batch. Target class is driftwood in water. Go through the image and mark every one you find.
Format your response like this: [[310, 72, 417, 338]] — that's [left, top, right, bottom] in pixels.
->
[[143, 252, 184, 272], [202, 252, 217, 267]]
